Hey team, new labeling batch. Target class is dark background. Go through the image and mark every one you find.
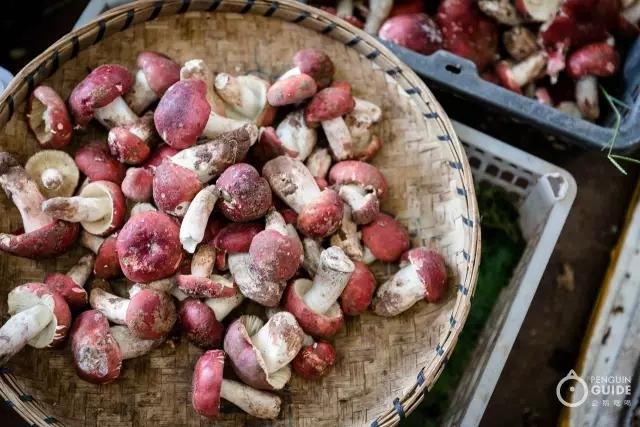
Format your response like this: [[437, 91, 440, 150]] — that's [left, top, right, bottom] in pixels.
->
[[0, 1, 638, 426]]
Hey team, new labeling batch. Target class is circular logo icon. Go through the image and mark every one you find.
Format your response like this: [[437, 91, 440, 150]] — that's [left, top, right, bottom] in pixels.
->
[[556, 370, 589, 407]]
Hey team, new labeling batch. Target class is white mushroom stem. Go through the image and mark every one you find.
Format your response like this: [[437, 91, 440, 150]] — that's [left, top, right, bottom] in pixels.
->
[[322, 117, 353, 161], [131, 202, 157, 216], [67, 254, 95, 287], [43, 195, 111, 222], [191, 244, 216, 277], [110, 325, 157, 359], [338, 184, 377, 215], [220, 379, 281, 419], [337, 0, 354, 17], [510, 52, 547, 88], [79, 230, 104, 254], [364, 0, 393, 34], [89, 288, 129, 325], [576, 76, 599, 121], [202, 113, 249, 139], [0, 162, 53, 232], [276, 110, 317, 161], [330, 205, 364, 260], [0, 305, 52, 366], [180, 59, 226, 116], [306, 148, 332, 179], [93, 96, 138, 129], [263, 157, 321, 213], [40, 168, 63, 190], [265, 307, 315, 346], [303, 247, 355, 314], [214, 73, 262, 119], [204, 292, 244, 321], [250, 312, 303, 374], [373, 261, 424, 316], [126, 69, 156, 115], [302, 237, 322, 276], [180, 185, 219, 253]]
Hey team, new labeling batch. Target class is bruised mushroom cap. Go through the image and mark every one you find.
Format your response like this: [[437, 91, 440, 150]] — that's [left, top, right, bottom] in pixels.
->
[[328, 160, 388, 199], [216, 163, 272, 222], [116, 211, 183, 282], [304, 83, 355, 127], [74, 141, 127, 184], [297, 188, 344, 239], [125, 288, 176, 339], [292, 340, 337, 380], [25, 150, 79, 198], [70, 309, 122, 384], [178, 298, 224, 349], [566, 42, 620, 79], [405, 247, 448, 303], [213, 222, 263, 254], [284, 278, 344, 338], [293, 48, 335, 89], [379, 13, 444, 55], [340, 260, 376, 316], [27, 85, 73, 149], [154, 79, 211, 149], [137, 51, 181, 96], [69, 64, 133, 128], [152, 159, 202, 217], [121, 167, 153, 202], [8, 282, 72, 347], [267, 74, 318, 107], [361, 213, 410, 263], [249, 229, 303, 282], [192, 349, 225, 417]]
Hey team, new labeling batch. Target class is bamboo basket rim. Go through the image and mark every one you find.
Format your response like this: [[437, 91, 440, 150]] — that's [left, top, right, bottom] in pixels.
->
[[0, 1, 481, 426]]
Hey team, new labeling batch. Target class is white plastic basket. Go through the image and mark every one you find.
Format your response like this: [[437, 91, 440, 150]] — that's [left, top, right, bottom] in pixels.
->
[[445, 122, 577, 426]]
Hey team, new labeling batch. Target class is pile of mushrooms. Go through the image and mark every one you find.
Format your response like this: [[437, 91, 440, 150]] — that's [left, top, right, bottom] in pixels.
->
[[0, 47, 449, 420]]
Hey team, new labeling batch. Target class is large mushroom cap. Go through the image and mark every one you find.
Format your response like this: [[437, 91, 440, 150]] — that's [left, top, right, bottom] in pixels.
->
[[178, 299, 224, 349], [70, 309, 122, 384], [8, 282, 72, 347], [379, 13, 443, 55], [216, 163, 272, 222], [293, 48, 335, 89], [297, 188, 344, 239], [25, 150, 79, 198], [137, 51, 180, 96], [284, 278, 344, 338], [328, 160, 389, 199], [69, 64, 133, 128], [249, 229, 303, 282], [361, 213, 410, 263], [145, 144, 179, 171], [27, 85, 72, 149], [152, 159, 202, 217], [125, 288, 176, 339], [192, 349, 225, 417], [116, 211, 183, 282], [406, 247, 448, 303], [74, 141, 127, 184]]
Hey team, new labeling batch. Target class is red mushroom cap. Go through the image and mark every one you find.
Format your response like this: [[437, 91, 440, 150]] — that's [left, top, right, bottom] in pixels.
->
[[540, 11, 608, 48], [154, 79, 211, 149], [192, 349, 225, 417], [126, 288, 176, 339], [328, 160, 389, 199], [249, 229, 303, 282], [44, 273, 88, 311], [108, 126, 152, 165], [69, 64, 133, 128], [122, 167, 154, 202], [297, 188, 344, 239], [216, 163, 272, 222], [293, 48, 335, 89], [292, 340, 336, 380], [267, 74, 318, 107], [74, 141, 127, 184], [0, 220, 79, 260], [361, 213, 410, 263], [178, 299, 224, 349], [284, 279, 344, 338], [116, 211, 183, 282], [213, 222, 263, 254], [340, 261, 376, 316], [566, 42, 620, 79], [152, 159, 203, 217], [144, 144, 179, 171], [304, 83, 356, 127], [280, 209, 298, 225], [176, 275, 237, 298], [494, 61, 522, 94], [406, 247, 448, 303], [379, 14, 443, 55], [137, 51, 180, 96], [71, 310, 122, 384], [28, 85, 73, 149], [94, 234, 121, 279]]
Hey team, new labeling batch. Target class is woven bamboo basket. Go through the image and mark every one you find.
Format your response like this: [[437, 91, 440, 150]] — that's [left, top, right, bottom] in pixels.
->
[[0, 1, 480, 425]]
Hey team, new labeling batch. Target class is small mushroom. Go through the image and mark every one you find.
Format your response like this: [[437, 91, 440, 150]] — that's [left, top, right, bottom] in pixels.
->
[[495, 52, 548, 94], [176, 245, 237, 298], [153, 124, 258, 216], [192, 349, 282, 419], [267, 74, 318, 106], [44, 254, 94, 311], [329, 160, 388, 224], [124, 51, 180, 114], [90, 286, 176, 339], [69, 64, 137, 129], [107, 111, 156, 165], [284, 246, 355, 338], [71, 310, 159, 383], [178, 298, 225, 349], [361, 213, 410, 263], [216, 163, 272, 222], [278, 48, 335, 89], [263, 156, 344, 238], [340, 260, 376, 315], [224, 312, 304, 390], [74, 141, 127, 184], [27, 85, 72, 149], [0, 283, 71, 365], [121, 167, 154, 202], [80, 231, 121, 279], [24, 150, 79, 198], [0, 153, 79, 259], [214, 73, 276, 126], [379, 13, 444, 55], [116, 211, 183, 283], [180, 185, 220, 253], [329, 205, 364, 260], [372, 247, 447, 316], [292, 339, 337, 380]]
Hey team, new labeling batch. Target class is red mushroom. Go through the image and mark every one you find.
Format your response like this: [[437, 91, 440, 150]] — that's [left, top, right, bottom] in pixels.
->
[[361, 213, 411, 263], [68, 64, 137, 129], [267, 74, 318, 106], [176, 245, 236, 298], [107, 111, 156, 165], [27, 85, 72, 149], [80, 231, 121, 279], [340, 260, 376, 315], [278, 48, 335, 89], [90, 286, 176, 339], [263, 156, 344, 239], [214, 73, 276, 126], [116, 211, 182, 283], [179, 185, 220, 253], [216, 163, 272, 222], [566, 42, 620, 79], [292, 339, 337, 380], [284, 246, 355, 338], [379, 14, 443, 55], [224, 312, 304, 390], [0, 283, 71, 365], [121, 167, 153, 202], [0, 152, 79, 259], [42, 180, 126, 236], [213, 221, 263, 271], [124, 51, 180, 114], [74, 141, 127, 184], [179, 59, 226, 116], [373, 247, 448, 316], [178, 299, 225, 349], [495, 52, 548, 94], [192, 350, 282, 419], [44, 254, 94, 311]]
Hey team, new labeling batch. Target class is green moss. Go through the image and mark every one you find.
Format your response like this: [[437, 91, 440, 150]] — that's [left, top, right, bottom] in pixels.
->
[[400, 183, 526, 426]]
